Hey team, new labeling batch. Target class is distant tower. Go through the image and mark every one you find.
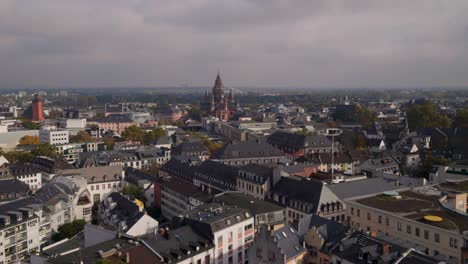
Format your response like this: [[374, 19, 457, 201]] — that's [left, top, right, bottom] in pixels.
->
[[229, 89, 234, 104], [32, 94, 44, 121], [213, 72, 225, 103]]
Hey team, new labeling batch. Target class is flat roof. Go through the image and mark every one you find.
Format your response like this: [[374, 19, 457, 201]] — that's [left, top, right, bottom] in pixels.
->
[[355, 190, 468, 232]]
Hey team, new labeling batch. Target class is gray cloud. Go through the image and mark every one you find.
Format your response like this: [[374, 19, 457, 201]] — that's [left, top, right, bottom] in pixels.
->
[[0, 0, 467, 88]]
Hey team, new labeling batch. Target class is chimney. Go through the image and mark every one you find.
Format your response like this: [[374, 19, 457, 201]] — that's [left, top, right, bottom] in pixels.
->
[[382, 243, 389, 255]]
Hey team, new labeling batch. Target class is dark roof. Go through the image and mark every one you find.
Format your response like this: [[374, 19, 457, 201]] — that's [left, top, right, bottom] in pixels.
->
[[267, 131, 331, 150], [159, 177, 212, 203], [298, 215, 348, 250], [271, 224, 306, 260], [125, 167, 156, 185], [0, 179, 30, 201], [270, 177, 324, 205], [103, 192, 143, 231], [160, 158, 196, 182], [8, 163, 41, 176], [238, 164, 275, 184], [184, 203, 252, 238], [397, 249, 443, 264], [172, 141, 208, 156], [31, 156, 75, 174], [193, 161, 239, 191], [144, 225, 213, 263], [331, 232, 405, 264], [211, 140, 284, 160], [99, 114, 133, 123], [213, 192, 284, 216]]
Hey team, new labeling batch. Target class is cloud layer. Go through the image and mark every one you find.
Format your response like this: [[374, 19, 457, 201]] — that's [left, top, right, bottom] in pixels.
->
[[0, 0, 467, 88]]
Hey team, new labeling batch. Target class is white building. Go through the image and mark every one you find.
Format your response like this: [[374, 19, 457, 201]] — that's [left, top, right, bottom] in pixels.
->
[[185, 203, 255, 264], [58, 166, 123, 204], [9, 164, 43, 191], [39, 129, 69, 145]]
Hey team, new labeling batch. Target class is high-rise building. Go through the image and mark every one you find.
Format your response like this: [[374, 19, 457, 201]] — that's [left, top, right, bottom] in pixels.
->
[[31, 94, 44, 121]]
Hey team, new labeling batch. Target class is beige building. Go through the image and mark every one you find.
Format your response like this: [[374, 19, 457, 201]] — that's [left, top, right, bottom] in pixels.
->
[[344, 188, 468, 262]]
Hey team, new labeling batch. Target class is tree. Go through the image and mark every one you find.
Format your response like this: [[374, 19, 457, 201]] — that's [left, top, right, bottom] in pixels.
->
[[103, 137, 115, 150], [31, 143, 57, 157], [22, 119, 38, 130], [122, 184, 147, 204], [51, 220, 85, 242], [453, 109, 468, 128], [2, 151, 34, 163], [71, 131, 93, 143], [188, 102, 201, 121], [143, 128, 165, 145], [18, 135, 40, 145], [121, 126, 145, 142], [406, 101, 451, 131]]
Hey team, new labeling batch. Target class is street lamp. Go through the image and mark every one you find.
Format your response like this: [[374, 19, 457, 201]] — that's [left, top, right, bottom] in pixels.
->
[[325, 128, 343, 183]]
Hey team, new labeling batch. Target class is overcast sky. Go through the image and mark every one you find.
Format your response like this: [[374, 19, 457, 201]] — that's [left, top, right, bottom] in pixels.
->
[[0, 0, 467, 89]]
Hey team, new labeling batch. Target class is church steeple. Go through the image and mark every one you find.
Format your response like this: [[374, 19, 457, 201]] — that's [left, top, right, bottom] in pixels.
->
[[213, 72, 225, 103]]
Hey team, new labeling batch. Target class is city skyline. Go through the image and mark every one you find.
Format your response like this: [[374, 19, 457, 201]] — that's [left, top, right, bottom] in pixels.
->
[[0, 1, 468, 89]]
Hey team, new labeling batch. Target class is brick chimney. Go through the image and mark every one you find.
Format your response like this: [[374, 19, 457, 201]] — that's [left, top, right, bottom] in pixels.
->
[[382, 243, 390, 255]]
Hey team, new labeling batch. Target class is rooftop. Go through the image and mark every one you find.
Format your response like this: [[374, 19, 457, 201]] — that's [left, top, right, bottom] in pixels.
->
[[355, 189, 468, 232], [213, 192, 284, 216]]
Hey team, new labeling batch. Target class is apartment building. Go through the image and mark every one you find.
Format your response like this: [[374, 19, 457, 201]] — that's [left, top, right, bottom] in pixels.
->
[[39, 129, 69, 145], [210, 140, 286, 166], [345, 188, 468, 263], [155, 176, 211, 220], [55, 141, 106, 165], [8, 164, 42, 191], [58, 166, 123, 204], [184, 203, 255, 264]]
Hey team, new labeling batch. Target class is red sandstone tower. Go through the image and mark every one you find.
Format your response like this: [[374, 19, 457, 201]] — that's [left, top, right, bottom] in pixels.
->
[[31, 94, 44, 121]]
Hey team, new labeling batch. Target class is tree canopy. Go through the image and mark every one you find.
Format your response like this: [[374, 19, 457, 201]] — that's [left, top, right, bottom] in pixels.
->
[[122, 184, 147, 204], [52, 220, 85, 242], [453, 109, 468, 128], [18, 135, 39, 145], [31, 143, 57, 157], [406, 101, 451, 131], [70, 131, 94, 143]]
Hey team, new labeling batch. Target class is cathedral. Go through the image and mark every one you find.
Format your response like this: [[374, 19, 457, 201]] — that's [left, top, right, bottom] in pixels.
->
[[201, 73, 235, 121]]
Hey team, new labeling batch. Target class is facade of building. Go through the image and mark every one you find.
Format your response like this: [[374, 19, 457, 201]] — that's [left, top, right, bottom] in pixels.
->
[[211, 140, 286, 166], [184, 203, 255, 264], [39, 129, 69, 145], [8, 164, 42, 191], [267, 131, 333, 161], [98, 114, 134, 135], [58, 166, 123, 204]]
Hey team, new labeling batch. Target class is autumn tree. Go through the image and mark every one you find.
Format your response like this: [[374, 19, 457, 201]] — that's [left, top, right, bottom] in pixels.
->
[[18, 135, 40, 145], [122, 126, 145, 142], [70, 131, 93, 143]]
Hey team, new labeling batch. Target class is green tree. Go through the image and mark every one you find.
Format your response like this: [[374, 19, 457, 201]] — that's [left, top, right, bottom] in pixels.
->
[[21, 119, 38, 130], [453, 109, 468, 128], [121, 126, 145, 142], [31, 143, 57, 157], [188, 102, 201, 121], [122, 184, 147, 204], [143, 128, 165, 145], [52, 220, 85, 242], [406, 101, 451, 131]]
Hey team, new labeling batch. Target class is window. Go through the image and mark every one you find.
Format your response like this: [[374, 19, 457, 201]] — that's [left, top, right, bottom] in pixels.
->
[[83, 207, 91, 215], [434, 233, 440, 243], [415, 228, 420, 237], [385, 217, 389, 226], [357, 209, 360, 217], [218, 236, 223, 246], [378, 215, 382, 224], [424, 230, 429, 240], [367, 212, 371, 221], [91, 185, 94, 191], [351, 208, 354, 215], [397, 222, 402, 231], [406, 225, 411, 234]]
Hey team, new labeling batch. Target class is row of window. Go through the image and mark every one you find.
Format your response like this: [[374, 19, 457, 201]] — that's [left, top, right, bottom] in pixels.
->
[[90, 182, 121, 191]]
